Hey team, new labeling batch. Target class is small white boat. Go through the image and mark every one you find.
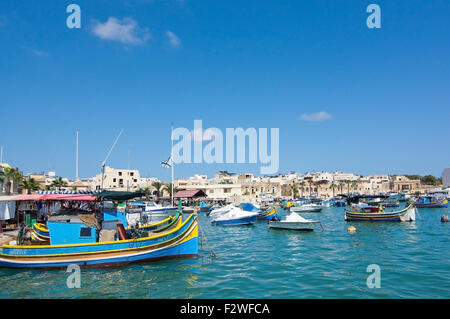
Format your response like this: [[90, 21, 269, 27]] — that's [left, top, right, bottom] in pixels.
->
[[269, 212, 323, 231], [208, 204, 235, 219], [138, 201, 179, 222], [290, 203, 323, 213], [212, 207, 259, 226]]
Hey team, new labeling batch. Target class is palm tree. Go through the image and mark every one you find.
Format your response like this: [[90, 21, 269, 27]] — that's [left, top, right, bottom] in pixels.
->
[[291, 183, 299, 199], [330, 183, 337, 197], [344, 180, 352, 195], [51, 177, 68, 191], [142, 187, 151, 199], [163, 183, 178, 197], [351, 180, 359, 193], [21, 178, 41, 194], [0, 170, 4, 190], [152, 181, 163, 199], [299, 181, 305, 197], [2, 167, 22, 195]]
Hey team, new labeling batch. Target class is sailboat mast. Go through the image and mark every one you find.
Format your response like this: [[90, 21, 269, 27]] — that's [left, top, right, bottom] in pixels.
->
[[76, 131, 79, 180], [171, 124, 174, 206]]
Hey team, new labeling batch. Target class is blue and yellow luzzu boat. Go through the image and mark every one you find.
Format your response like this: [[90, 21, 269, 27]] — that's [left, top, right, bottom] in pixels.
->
[[0, 213, 198, 269], [345, 203, 416, 222], [256, 206, 280, 221], [414, 196, 448, 208]]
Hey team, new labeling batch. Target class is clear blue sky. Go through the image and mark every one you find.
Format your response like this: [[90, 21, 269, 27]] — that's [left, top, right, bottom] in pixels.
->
[[1, 0, 449, 180]]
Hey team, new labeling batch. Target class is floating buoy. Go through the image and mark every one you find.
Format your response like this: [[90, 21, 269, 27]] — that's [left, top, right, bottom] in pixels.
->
[[441, 215, 449, 223], [347, 226, 356, 233]]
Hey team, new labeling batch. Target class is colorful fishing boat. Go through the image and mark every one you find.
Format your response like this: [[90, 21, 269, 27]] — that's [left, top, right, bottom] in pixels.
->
[[414, 196, 448, 208], [345, 203, 416, 222], [256, 206, 280, 221], [0, 213, 198, 269]]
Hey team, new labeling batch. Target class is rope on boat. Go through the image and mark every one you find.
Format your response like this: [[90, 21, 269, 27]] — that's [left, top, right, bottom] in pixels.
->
[[198, 222, 216, 258], [318, 222, 324, 232]]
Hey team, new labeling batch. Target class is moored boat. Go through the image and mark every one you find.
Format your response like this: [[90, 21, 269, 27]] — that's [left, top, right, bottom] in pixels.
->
[[208, 204, 234, 219], [0, 213, 198, 269], [414, 196, 448, 208], [269, 212, 322, 231], [290, 203, 323, 213], [345, 203, 416, 222], [212, 207, 258, 226], [256, 206, 280, 221]]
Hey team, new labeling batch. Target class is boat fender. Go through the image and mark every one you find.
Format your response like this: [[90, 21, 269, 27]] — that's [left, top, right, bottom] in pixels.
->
[[347, 226, 356, 233], [441, 215, 449, 223]]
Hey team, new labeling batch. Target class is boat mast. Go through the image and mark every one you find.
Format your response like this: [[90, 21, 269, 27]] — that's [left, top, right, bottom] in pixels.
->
[[75, 131, 79, 180], [171, 123, 174, 206], [101, 129, 124, 190]]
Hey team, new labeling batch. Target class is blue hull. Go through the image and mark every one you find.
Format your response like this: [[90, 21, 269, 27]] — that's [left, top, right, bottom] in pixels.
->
[[213, 215, 257, 226], [0, 237, 198, 269]]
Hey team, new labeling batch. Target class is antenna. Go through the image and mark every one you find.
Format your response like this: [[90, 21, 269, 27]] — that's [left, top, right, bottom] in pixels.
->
[[101, 129, 124, 190]]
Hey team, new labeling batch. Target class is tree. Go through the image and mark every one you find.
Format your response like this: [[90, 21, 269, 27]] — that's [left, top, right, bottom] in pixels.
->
[[330, 183, 337, 197], [21, 178, 41, 194], [345, 180, 352, 195], [291, 183, 299, 199], [163, 183, 178, 197], [351, 180, 359, 193], [152, 181, 163, 199], [0, 170, 4, 188], [421, 175, 438, 186], [299, 181, 305, 197], [2, 167, 22, 195], [51, 177, 68, 191]]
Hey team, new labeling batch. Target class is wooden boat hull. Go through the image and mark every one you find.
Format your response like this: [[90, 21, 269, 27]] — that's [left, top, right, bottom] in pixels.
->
[[414, 198, 448, 208], [32, 223, 50, 240], [257, 207, 279, 220], [0, 214, 198, 269], [345, 204, 416, 222]]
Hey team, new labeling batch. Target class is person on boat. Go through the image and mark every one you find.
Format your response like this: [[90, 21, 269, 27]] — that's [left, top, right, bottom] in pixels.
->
[[378, 204, 384, 213]]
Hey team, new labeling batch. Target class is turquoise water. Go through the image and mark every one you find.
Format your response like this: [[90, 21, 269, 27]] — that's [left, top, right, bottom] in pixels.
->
[[0, 206, 449, 298]]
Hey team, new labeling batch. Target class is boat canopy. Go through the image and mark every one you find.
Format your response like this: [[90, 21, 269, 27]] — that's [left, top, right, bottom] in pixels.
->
[[94, 190, 145, 201]]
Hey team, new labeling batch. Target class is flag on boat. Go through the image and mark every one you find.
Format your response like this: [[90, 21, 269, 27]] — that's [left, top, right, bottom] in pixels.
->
[[161, 157, 172, 168]]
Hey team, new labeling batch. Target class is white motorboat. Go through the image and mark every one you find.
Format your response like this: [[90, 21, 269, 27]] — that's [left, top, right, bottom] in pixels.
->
[[212, 206, 259, 226], [130, 201, 179, 222], [290, 203, 323, 213], [208, 204, 235, 219], [269, 212, 323, 231]]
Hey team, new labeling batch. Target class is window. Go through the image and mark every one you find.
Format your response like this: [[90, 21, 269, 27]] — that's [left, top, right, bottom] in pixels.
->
[[113, 178, 116, 182], [119, 179, 123, 184], [130, 172, 134, 176], [80, 227, 92, 238], [118, 172, 122, 176]]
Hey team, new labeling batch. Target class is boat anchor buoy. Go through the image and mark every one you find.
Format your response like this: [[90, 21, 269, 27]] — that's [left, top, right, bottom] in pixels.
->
[[441, 215, 449, 223], [347, 226, 356, 233]]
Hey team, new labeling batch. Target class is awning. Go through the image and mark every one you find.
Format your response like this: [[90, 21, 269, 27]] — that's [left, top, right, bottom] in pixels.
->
[[11, 194, 44, 201], [94, 190, 145, 201], [0, 195, 16, 202], [39, 194, 97, 201], [173, 189, 208, 199]]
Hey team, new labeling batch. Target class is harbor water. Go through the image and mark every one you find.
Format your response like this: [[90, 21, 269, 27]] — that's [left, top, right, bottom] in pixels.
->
[[0, 206, 449, 298]]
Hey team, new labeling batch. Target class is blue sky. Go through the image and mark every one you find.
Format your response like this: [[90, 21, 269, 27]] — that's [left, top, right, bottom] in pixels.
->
[[1, 0, 449, 180]]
